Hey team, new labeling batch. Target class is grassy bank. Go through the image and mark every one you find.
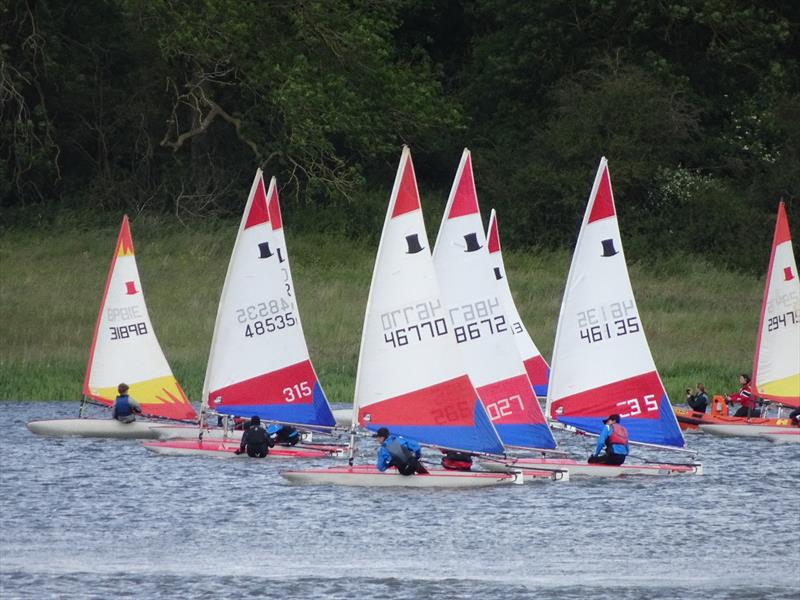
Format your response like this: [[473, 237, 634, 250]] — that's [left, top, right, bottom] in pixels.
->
[[0, 215, 762, 405]]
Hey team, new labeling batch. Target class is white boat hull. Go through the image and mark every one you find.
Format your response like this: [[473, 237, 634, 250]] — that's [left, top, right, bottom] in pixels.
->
[[699, 424, 796, 438], [149, 424, 243, 441], [142, 439, 339, 458], [761, 430, 800, 443], [479, 457, 703, 477], [27, 419, 160, 439], [281, 465, 524, 487]]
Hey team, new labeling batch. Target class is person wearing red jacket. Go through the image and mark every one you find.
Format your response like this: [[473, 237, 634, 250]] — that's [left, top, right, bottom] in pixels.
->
[[727, 374, 759, 418]]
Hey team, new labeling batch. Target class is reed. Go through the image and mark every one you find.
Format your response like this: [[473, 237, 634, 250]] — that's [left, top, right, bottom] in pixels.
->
[[0, 219, 762, 405]]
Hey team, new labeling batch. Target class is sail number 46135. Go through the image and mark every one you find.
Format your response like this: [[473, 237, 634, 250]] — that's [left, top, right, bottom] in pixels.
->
[[616, 394, 658, 417]]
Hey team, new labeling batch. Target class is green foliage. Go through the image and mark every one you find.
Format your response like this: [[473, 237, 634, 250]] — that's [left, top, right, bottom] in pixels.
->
[[1, 0, 798, 272]]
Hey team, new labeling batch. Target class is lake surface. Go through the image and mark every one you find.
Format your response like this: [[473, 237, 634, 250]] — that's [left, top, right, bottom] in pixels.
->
[[1, 401, 798, 599]]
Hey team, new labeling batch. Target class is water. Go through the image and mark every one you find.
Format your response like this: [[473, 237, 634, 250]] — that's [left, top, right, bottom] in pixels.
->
[[1, 401, 798, 599]]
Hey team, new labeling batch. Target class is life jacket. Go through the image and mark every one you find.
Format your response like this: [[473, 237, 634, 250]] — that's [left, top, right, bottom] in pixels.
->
[[608, 423, 629, 447], [245, 425, 269, 448], [114, 395, 133, 418], [738, 385, 756, 409], [268, 424, 300, 446], [711, 395, 728, 417], [385, 437, 419, 475], [441, 451, 472, 471]]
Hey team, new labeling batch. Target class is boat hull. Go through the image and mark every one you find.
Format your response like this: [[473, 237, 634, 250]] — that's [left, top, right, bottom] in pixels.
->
[[281, 465, 524, 487], [479, 457, 703, 477], [141, 439, 339, 458], [27, 419, 160, 439], [675, 408, 794, 433], [700, 423, 799, 438], [149, 424, 243, 441], [761, 430, 800, 443]]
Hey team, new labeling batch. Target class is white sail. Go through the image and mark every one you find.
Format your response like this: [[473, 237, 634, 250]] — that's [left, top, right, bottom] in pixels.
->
[[486, 209, 551, 397], [83, 216, 194, 420], [354, 146, 503, 454], [752, 201, 800, 407], [432, 149, 555, 450], [547, 158, 684, 447], [203, 170, 334, 426]]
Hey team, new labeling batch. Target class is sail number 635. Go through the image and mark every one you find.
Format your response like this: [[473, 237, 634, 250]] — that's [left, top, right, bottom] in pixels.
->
[[615, 394, 658, 417]]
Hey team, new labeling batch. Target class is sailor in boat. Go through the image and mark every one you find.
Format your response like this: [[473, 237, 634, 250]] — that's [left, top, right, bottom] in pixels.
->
[[234, 416, 272, 457], [440, 450, 473, 471], [685, 383, 709, 413], [726, 374, 759, 418], [267, 424, 300, 446], [374, 427, 429, 476], [588, 414, 629, 466], [789, 407, 800, 427], [111, 383, 142, 424]]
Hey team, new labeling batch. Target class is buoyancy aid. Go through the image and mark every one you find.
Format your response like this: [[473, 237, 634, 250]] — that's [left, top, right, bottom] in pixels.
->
[[268, 424, 300, 445], [711, 395, 729, 417], [386, 438, 416, 467], [441, 451, 473, 471], [245, 425, 269, 448], [608, 423, 629, 447], [114, 395, 133, 418]]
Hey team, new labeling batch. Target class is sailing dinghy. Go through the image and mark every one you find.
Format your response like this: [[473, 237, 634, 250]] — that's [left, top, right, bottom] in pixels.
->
[[144, 171, 342, 458], [27, 216, 197, 439], [432, 149, 556, 452], [486, 209, 551, 398], [699, 201, 800, 439], [485, 159, 701, 477], [283, 147, 559, 487]]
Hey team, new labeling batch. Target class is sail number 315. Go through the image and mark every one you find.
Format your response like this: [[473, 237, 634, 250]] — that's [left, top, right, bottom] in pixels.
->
[[283, 381, 311, 402]]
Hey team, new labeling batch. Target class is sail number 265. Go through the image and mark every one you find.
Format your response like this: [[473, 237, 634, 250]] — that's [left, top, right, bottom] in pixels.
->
[[615, 394, 658, 417]]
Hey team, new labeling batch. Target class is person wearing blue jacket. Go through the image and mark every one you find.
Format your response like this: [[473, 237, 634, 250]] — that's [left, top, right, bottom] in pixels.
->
[[374, 427, 428, 476], [267, 423, 300, 446], [588, 414, 629, 465], [111, 383, 142, 423]]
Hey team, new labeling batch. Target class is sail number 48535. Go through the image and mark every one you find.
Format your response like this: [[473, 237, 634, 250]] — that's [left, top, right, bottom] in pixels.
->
[[616, 394, 658, 417]]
